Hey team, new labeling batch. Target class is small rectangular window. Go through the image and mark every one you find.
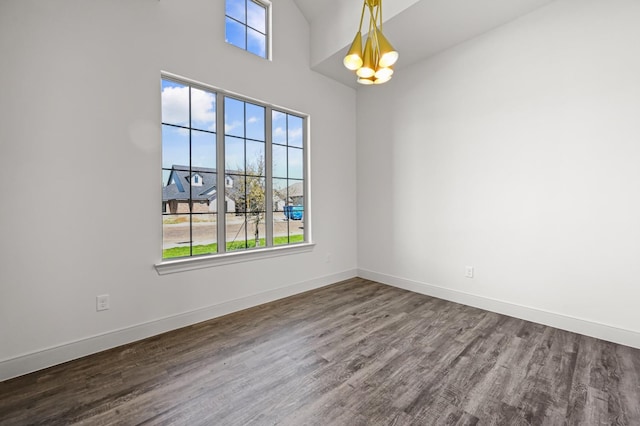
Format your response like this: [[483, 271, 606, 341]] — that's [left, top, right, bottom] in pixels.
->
[[225, 0, 269, 59]]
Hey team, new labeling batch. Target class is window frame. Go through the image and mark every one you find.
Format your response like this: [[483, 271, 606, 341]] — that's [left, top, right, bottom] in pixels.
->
[[156, 72, 313, 275], [225, 0, 272, 60]]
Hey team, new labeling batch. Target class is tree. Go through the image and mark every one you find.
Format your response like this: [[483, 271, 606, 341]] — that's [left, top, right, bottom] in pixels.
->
[[237, 155, 265, 246]]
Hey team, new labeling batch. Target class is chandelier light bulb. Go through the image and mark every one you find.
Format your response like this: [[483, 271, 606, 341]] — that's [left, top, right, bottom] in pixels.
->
[[356, 37, 376, 78], [343, 32, 364, 71], [374, 66, 393, 80], [375, 29, 399, 68]]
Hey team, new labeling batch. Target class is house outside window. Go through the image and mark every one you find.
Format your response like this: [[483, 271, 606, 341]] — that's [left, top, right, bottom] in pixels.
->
[[161, 75, 308, 260], [225, 0, 270, 59]]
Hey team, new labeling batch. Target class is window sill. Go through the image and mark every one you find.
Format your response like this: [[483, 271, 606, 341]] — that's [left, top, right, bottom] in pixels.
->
[[154, 243, 315, 275]]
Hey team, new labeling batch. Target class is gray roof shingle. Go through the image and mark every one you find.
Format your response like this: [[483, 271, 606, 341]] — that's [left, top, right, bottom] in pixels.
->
[[162, 165, 218, 203]]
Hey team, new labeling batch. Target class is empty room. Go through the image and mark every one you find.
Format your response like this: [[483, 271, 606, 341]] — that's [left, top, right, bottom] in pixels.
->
[[1, 0, 639, 424]]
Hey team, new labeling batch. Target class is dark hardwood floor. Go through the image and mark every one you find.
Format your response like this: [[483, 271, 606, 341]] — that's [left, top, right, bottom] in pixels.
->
[[1, 278, 639, 425]]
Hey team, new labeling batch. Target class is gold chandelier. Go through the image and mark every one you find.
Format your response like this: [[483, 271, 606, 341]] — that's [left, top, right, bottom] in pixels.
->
[[343, 0, 399, 85]]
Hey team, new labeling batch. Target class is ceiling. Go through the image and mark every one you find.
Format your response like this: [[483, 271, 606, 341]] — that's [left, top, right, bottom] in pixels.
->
[[292, 0, 556, 88], [293, 0, 332, 22]]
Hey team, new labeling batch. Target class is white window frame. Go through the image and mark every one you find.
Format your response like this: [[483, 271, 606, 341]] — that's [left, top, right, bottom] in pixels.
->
[[155, 72, 313, 275]]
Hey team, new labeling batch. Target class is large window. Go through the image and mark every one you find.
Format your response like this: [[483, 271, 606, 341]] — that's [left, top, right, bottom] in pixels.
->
[[225, 0, 269, 59], [161, 75, 308, 260]]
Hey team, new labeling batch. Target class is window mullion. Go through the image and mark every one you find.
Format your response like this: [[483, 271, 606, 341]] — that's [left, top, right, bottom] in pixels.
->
[[265, 107, 273, 246], [245, 0, 249, 54], [188, 88, 193, 256], [303, 116, 310, 243], [216, 92, 226, 253], [243, 104, 248, 249]]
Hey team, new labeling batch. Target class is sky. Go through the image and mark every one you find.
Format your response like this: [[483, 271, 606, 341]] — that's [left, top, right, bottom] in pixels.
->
[[225, 0, 267, 58], [161, 79, 304, 186]]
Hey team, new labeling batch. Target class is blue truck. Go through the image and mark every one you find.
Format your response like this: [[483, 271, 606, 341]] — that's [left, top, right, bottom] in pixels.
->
[[284, 205, 303, 220]]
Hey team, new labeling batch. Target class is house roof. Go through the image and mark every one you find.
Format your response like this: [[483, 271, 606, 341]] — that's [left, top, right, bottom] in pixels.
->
[[163, 165, 219, 203], [287, 181, 304, 197]]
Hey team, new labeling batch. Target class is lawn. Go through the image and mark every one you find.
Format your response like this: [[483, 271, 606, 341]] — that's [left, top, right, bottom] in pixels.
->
[[163, 234, 305, 259]]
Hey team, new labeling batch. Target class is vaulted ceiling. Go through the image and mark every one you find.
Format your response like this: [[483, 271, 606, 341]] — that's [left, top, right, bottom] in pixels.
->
[[292, 0, 556, 87]]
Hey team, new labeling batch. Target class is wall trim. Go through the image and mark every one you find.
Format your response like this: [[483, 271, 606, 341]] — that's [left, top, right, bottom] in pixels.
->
[[155, 243, 316, 275], [358, 268, 640, 350], [0, 269, 358, 382]]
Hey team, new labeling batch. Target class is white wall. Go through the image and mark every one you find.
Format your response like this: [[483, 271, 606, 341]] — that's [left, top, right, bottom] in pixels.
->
[[358, 0, 640, 346], [4, 0, 640, 382], [0, 0, 357, 380]]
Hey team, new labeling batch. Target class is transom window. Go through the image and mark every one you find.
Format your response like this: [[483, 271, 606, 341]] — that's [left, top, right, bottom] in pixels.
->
[[161, 75, 308, 260], [225, 0, 269, 59]]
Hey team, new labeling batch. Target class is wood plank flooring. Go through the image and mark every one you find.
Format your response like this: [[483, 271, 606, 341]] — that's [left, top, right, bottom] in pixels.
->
[[1, 278, 640, 425]]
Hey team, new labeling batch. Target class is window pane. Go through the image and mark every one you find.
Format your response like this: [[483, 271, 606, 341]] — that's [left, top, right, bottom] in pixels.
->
[[245, 176, 265, 213], [225, 136, 245, 172], [190, 87, 216, 132], [272, 110, 286, 145], [224, 174, 238, 198], [224, 182, 239, 213], [191, 172, 217, 208], [226, 213, 247, 251], [288, 147, 303, 179], [287, 179, 304, 206], [226, 0, 246, 24], [225, 17, 246, 50], [286, 180, 304, 244], [191, 130, 216, 169], [247, 1, 266, 33], [246, 103, 265, 141], [273, 220, 288, 245], [272, 144, 287, 178], [243, 189, 265, 248], [191, 214, 217, 255], [247, 28, 266, 58], [273, 178, 288, 246], [272, 178, 288, 212], [273, 179, 304, 245], [289, 215, 304, 244], [225, 97, 245, 137], [162, 125, 189, 169], [246, 140, 265, 175], [226, 173, 265, 251], [247, 220, 266, 248], [161, 80, 189, 127], [162, 214, 191, 259], [288, 115, 303, 148]]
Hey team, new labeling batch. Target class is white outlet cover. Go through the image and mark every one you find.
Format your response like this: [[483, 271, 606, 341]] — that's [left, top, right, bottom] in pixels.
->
[[465, 266, 474, 278], [96, 294, 110, 311]]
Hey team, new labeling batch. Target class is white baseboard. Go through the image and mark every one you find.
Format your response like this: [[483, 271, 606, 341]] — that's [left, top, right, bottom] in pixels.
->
[[0, 269, 358, 382], [358, 268, 640, 350]]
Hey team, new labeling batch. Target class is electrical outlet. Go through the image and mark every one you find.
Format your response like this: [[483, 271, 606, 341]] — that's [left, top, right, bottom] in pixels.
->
[[465, 266, 474, 278], [326, 253, 332, 263], [96, 294, 110, 311]]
